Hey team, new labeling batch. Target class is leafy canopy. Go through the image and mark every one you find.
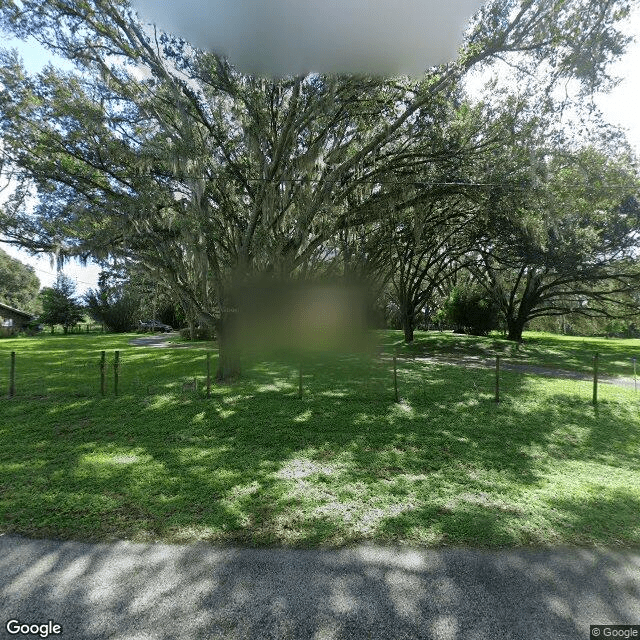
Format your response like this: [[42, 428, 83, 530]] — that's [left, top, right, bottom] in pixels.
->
[[0, 247, 41, 313]]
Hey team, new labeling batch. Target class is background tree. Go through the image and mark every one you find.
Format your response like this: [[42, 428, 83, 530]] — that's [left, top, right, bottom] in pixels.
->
[[0, 247, 41, 313], [85, 266, 186, 332], [472, 146, 640, 341], [84, 270, 139, 333], [442, 279, 501, 336], [39, 274, 84, 334]]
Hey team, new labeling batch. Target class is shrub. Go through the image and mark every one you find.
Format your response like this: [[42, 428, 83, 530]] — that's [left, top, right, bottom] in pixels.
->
[[179, 326, 216, 340], [85, 291, 139, 333], [442, 285, 500, 336]]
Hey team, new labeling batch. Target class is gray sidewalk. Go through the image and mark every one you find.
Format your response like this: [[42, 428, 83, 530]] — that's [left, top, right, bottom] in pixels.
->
[[1, 534, 639, 639]]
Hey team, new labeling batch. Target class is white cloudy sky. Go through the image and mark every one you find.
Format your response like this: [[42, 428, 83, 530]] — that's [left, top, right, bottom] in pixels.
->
[[0, 2, 639, 295]]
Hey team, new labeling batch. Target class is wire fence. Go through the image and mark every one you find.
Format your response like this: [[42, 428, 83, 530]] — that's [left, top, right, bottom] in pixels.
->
[[0, 323, 105, 338], [1, 346, 638, 406]]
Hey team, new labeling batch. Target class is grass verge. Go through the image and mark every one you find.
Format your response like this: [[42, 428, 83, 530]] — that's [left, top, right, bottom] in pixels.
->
[[391, 330, 640, 379], [0, 330, 639, 548]]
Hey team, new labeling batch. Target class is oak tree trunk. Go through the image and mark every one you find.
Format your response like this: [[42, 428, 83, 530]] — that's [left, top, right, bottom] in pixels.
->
[[401, 307, 415, 343], [506, 317, 526, 342]]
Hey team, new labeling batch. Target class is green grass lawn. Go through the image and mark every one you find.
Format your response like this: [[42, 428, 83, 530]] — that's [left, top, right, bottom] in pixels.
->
[[393, 330, 640, 379], [0, 330, 639, 548]]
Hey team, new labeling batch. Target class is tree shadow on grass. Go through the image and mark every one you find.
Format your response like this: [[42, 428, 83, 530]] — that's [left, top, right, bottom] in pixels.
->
[[545, 489, 640, 546], [373, 390, 640, 549], [1, 354, 639, 549], [382, 329, 640, 379]]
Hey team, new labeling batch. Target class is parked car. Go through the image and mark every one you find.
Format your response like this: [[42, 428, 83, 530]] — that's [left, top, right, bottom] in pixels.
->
[[138, 320, 174, 332]]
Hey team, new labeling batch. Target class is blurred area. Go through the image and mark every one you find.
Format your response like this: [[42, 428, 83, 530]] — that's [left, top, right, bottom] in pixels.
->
[[132, 0, 484, 76], [232, 277, 381, 361]]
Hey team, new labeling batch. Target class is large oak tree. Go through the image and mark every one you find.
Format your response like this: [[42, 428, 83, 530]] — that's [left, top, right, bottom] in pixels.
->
[[0, 0, 634, 376], [472, 147, 640, 341]]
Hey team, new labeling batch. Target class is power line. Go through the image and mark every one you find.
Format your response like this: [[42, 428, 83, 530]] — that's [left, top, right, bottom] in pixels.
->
[[0, 241, 98, 286], [27, 264, 97, 287]]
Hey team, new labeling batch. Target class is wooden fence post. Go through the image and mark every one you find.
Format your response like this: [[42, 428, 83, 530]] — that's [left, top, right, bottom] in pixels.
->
[[633, 357, 637, 393], [495, 355, 500, 404], [100, 351, 106, 397], [298, 363, 303, 399], [206, 352, 211, 398], [114, 350, 120, 397], [393, 351, 399, 403], [9, 351, 15, 398], [592, 352, 599, 405]]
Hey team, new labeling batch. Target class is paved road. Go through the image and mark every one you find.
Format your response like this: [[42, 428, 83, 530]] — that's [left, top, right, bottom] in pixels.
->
[[1, 535, 638, 639]]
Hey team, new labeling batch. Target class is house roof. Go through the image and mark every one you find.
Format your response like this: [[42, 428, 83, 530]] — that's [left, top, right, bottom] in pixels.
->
[[0, 301, 34, 320]]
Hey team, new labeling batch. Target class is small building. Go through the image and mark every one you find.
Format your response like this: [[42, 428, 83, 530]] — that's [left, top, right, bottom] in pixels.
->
[[0, 302, 35, 336]]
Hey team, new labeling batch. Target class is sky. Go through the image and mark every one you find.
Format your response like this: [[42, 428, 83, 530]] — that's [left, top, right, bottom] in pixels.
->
[[0, 2, 639, 296]]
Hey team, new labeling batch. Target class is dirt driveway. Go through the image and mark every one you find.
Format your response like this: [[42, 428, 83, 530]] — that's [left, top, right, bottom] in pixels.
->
[[128, 332, 206, 348]]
